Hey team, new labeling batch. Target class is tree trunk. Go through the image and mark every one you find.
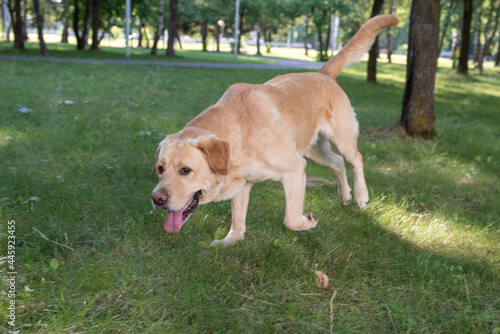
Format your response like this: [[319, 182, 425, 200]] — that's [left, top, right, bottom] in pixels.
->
[[495, 42, 500, 66], [137, 21, 145, 48], [367, 0, 385, 83], [216, 23, 220, 52], [256, 22, 261, 56], [317, 23, 324, 60], [166, 0, 178, 57], [438, 0, 455, 56], [90, 0, 100, 50], [61, 21, 69, 43], [8, 0, 25, 50], [60, 0, 70, 44], [33, 0, 48, 56], [401, 0, 440, 138], [325, 18, 331, 59], [472, 5, 481, 65], [266, 30, 272, 53], [457, 0, 473, 74], [304, 14, 309, 56], [386, 0, 398, 63], [478, 0, 500, 75], [151, 0, 164, 55], [73, 0, 91, 50], [451, 24, 459, 68], [201, 20, 207, 51], [22, 0, 26, 41], [176, 31, 182, 49]]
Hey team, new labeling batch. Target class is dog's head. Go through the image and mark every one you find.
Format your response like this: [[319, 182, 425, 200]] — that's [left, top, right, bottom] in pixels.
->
[[151, 132, 230, 233]]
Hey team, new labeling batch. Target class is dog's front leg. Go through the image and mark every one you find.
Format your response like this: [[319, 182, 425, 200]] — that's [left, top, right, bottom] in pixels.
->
[[281, 160, 318, 231], [211, 183, 253, 246]]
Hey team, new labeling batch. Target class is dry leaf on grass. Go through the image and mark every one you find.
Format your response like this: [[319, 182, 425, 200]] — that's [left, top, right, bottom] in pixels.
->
[[314, 271, 330, 288]]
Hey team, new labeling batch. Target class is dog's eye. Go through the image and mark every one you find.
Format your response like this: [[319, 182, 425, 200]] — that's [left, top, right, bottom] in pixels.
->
[[179, 167, 191, 176], [157, 166, 164, 174]]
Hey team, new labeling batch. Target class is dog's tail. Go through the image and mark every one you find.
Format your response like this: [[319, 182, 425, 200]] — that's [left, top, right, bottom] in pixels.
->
[[320, 14, 399, 79]]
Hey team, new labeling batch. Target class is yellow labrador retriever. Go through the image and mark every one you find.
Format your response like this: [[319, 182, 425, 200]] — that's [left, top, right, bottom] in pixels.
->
[[151, 15, 398, 245]]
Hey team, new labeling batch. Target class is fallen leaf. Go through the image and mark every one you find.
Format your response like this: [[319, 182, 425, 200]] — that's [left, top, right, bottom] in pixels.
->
[[315, 271, 329, 288]]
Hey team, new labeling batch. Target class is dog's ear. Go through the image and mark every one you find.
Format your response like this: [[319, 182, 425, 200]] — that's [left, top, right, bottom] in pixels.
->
[[196, 137, 230, 175]]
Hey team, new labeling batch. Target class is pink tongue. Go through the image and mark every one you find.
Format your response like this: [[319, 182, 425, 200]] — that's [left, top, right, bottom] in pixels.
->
[[164, 210, 184, 233]]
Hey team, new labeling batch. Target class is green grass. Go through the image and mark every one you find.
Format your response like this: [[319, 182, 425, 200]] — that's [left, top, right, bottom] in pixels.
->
[[0, 41, 278, 64], [0, 55, 499, 333]]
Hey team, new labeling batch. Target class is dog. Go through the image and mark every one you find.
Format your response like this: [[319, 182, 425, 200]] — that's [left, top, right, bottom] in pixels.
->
[[151, 15, 399, 246]]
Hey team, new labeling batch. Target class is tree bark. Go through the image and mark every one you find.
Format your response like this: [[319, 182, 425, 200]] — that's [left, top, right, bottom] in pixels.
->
[[304, 14, 309, 56], [73, 0, 91, 50], [256, 22, 261, 56], [166, 0, 178, 57], [457, 0, 473, 74], [33, 0, 48, 56], [215, 23, 220, 52], [401, 0, 440, 138], [367, 0, 385, 83], [438, 0, 455, 56], [151, 0, 164, 55], [90, 0, 100, 50], [478, 0, 500, 74], [61, 21, 69, 43], [386, 0, 398, 63], [201, 20, 207, 52], [472, 4, 481, 65], [451, 23, 459, 68], [137, 21, 145, 48], [495, 42, 500, 66], [60, 0, 70, 43], [325, 18, 331, 59], [8, 0, 25, 50]]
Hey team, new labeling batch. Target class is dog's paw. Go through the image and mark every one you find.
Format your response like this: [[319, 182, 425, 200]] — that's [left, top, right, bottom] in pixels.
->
[[340, 195, 352, 206], [210, 233, 244, 247], [285, 213, 318, 231], [355, 194, 369, 209], [305, 213, 318, 230], [210, 239, 226, 247]]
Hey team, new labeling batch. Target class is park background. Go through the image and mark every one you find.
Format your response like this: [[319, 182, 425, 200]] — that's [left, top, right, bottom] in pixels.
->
[[1, 0, 500, 332]]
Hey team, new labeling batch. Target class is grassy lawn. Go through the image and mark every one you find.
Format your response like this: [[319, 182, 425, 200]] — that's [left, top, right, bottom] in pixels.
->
[[0, 55, 499, 333], [0, 41, 278, 65]]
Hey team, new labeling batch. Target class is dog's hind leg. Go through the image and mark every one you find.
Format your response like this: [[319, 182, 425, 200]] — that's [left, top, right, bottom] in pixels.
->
[[281, 157, 318, 231], [327, 133, 369, 209], [211, 183, 253, 246], [305, 136, 352, 205]]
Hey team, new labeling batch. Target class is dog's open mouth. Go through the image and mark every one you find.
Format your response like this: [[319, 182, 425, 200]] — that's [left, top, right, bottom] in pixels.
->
[[164, 190, 202, 233]]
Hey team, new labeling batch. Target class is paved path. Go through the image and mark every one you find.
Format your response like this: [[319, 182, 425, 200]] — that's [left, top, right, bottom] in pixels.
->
[[0, 55, 325, 70]]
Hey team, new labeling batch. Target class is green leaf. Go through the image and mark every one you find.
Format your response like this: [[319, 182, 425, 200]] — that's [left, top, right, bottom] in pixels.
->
[[213, 227, 226, 241], [50, 258, 60, 270]]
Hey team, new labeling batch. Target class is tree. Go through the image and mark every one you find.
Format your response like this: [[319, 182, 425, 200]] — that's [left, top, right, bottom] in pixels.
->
[[7, 0, 25, 50], [478, 0, 500, 74], [90, 0, 100, 50], [73, 0, 91, 50], [457, 0, 473, 74], [386, 0, 398, 63], [151, 0, 164, 55], [367, 0, 385, 82], [166, 0, 178, 56], [33, 0, 48, 56], [401, 0, 440, 138], [495, 42, 500, 66], [438, 0, 456, 56]]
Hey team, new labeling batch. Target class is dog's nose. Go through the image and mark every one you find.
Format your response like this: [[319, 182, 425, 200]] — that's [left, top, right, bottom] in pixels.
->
[[151, 190, 168, 206]]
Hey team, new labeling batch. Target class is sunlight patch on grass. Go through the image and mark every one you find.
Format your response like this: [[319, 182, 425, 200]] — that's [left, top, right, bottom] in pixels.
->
[[0, 128, 28, 147], [369, 197, 499, 267]]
